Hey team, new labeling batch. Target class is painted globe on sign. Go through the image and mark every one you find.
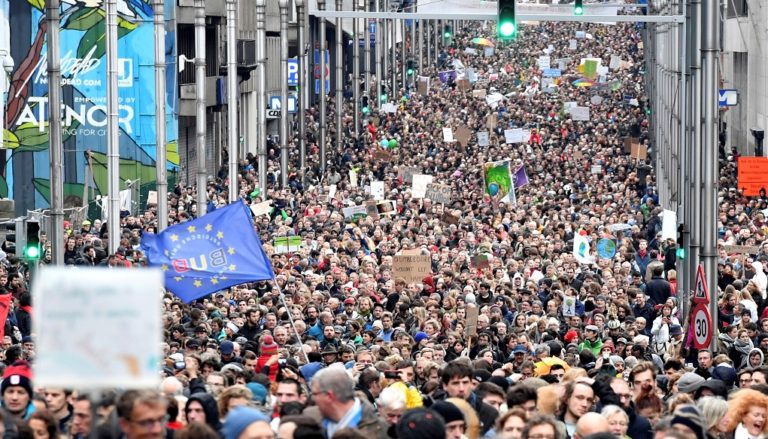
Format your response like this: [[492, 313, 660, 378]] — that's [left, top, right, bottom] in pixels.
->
[[488, 183, 499, 196]]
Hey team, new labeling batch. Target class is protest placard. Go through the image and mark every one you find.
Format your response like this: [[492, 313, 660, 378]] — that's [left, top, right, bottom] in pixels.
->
[[273, 236, 302, 254], [443, 127, 455, 142], [569, 39, 578, 50], [374, 149, 392, 162], [398, 166, 419, 184], [417, 76, 430, 95], [466, 306, 479, 336], [393, 254, 432, 284], [425, 183, 452, 204], [457, 79, 470, 91], [349, 170, 358, 187], [250, 200, 273, 217], [630, 143, 648, 160], [34, 268, 163, 389], [412, 174, 434, 199], [477, 131, 490, 147], [456, 126, 472, 147], [590, 95, 604, 105], [591, 164, 602, 174], [610, 55, 621, 70], [472, 254, 491, 269], [342, 205, 367, 219], [722, 244, 760, 255], [486, 113, 497, 129], [473, 89, 487, 99], [570, 106, 590, 121], [371, 181, 385, 200], [441, 211, 460, 225], [147, 191, 158, 205], [537, 55, 551, 69]]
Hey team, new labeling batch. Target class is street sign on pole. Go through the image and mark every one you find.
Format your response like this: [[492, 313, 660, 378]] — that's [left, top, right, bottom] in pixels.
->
[[267, 109, 280, 119], [693, 263, 710, 304], [288, 58, 299, 86], [269, 95, 297, 113], [718, 89, 738, 107], [313, 49, 330, 94], [692, 303, 713, 349]]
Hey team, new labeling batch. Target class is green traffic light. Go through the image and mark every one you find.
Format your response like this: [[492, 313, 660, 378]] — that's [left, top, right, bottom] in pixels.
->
[[407, 68, 414, 76], [444, 32, 451, 38], [676, 248, 686, 260], [499, 22, 516, 38], [362, 107, 369, 114], [380, 94, 387, 102], [25, 245, 40, 259], [574, 5, 583, 14]]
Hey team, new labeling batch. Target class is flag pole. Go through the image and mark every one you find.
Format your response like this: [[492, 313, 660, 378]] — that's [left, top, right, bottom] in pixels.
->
[[273, 281, 310, 364]]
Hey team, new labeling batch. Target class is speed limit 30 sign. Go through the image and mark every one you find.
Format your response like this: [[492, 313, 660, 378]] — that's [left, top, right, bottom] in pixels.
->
[[692, 303, 713, 349]]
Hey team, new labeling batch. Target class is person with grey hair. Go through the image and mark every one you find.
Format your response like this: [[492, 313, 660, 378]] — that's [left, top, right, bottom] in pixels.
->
[[534, 344, 551, 359], [601, 405, 630, 438], [695, 396, 728, 437], [309, 366, 388, 439], [377, 386, 407, 425]]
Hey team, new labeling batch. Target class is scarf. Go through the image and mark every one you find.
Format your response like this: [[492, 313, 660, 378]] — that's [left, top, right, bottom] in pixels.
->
[[719, 332, 735, 349]]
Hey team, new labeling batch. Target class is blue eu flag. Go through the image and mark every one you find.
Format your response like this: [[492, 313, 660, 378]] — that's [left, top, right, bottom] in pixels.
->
[[141, 201, 275, 303]]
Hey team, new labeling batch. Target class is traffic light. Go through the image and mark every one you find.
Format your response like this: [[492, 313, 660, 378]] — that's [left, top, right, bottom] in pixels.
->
[[406, 59, 415, 76], [361, 96, 370, 114], [574, 0, 584, 15], [443, 25, 452, 39], [497, 0, 517, 40], [676, 223, 686, 260], [24, 220, 41, 260]]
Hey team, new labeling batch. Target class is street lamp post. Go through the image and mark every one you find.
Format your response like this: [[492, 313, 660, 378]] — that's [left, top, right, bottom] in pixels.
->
[[153, 0, 168, 229], [279, 0, 289, 188], [194, 0, 207, 216], [296, 0, 307, 172], [256, 0, 267, 194], [335, 0, 343, 155], [226, 0, 238, 201], [318, 0, 327, 175]]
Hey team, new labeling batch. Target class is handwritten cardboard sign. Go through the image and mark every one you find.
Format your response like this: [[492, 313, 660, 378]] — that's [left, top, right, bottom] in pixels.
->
[[398, 166, 419, 184], [425, 183, 452, 204], [393, 254, 432, 284]]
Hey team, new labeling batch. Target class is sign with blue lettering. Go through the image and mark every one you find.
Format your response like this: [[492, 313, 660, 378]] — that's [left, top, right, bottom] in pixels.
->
[[269, 96, 297, 114], [287, 58, 299, 86], [369, 20, 376, 43], [313, 49, 330, 95], [719, 89, 738, 107], [542, 68, 562, 78]]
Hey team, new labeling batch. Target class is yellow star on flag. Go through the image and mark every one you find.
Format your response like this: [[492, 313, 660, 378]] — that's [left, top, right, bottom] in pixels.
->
[[174, 276, 183, 282], [161, 264, 169, 272], [170, 234, 179, 242], [193, 280, 202, 287], [220, 276, 228, 280], [217, 231, 224, 239], [205, 224, 213, 232], [188, 225, 196, 233], [211, 278, 219, 285], [229, 264, 237, 271], [228, 247, 236, 255]]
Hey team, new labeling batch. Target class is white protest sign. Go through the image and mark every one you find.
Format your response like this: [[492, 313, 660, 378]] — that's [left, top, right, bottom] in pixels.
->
[[34, 268, 163, 389], [381, 103, 398, 113], [342, 205, 367, 219], [425, 183, 452, 204], [609, 55, 621, 70], [569, 39, 577, 50], [590, 95, 604, 105], [328, 184, 337, 202], [477, 131, 490, 147], [349, 170, 358, 187], [443, 127, 455, 142], [464, 47, 477, 55], [504, 129, 516, 144], [661, 209, 677, 242], [371, 181, 385, 200], [147, 191, 158, 205], [250, 200, 273, 217], [537, 56, 551, 69], [570, 106, 591, 121], [412, 174, 434, 199]]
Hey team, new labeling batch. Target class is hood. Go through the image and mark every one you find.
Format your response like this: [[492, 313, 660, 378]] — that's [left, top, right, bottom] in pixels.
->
[[750, 347, 765, 366], [753, 261, 763, 273], [186, 392, 221, 429]]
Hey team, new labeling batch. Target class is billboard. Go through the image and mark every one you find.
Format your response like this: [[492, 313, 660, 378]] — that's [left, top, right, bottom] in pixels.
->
[[2, 0, 178, 213]]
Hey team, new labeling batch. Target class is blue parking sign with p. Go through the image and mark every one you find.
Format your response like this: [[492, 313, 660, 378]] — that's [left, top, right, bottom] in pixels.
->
[[288, 58, 299, 86]]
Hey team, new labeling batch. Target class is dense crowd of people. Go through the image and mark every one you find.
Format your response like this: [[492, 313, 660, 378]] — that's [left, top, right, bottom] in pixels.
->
[[0, 8, 763, 439]]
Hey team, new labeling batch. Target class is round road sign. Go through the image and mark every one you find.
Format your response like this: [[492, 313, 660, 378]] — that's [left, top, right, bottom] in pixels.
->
[[692, 304, 712, 349]]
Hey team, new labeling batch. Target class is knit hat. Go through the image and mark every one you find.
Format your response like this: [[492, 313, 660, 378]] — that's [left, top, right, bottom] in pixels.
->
[[261, 335, 278, 356], [1, 361, 32, 397], [246, 382, 268, 405], [414, 332, 428, 344], [670, 405, 706, 439], [222, 406, 271, 439], [396, 408, 446, 439], [677, 372, 705, 393], [564, 329, 579, 343], [220, 340, 235, 356], [711, 364, 737, 388], [430, 401, 465, 425]]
